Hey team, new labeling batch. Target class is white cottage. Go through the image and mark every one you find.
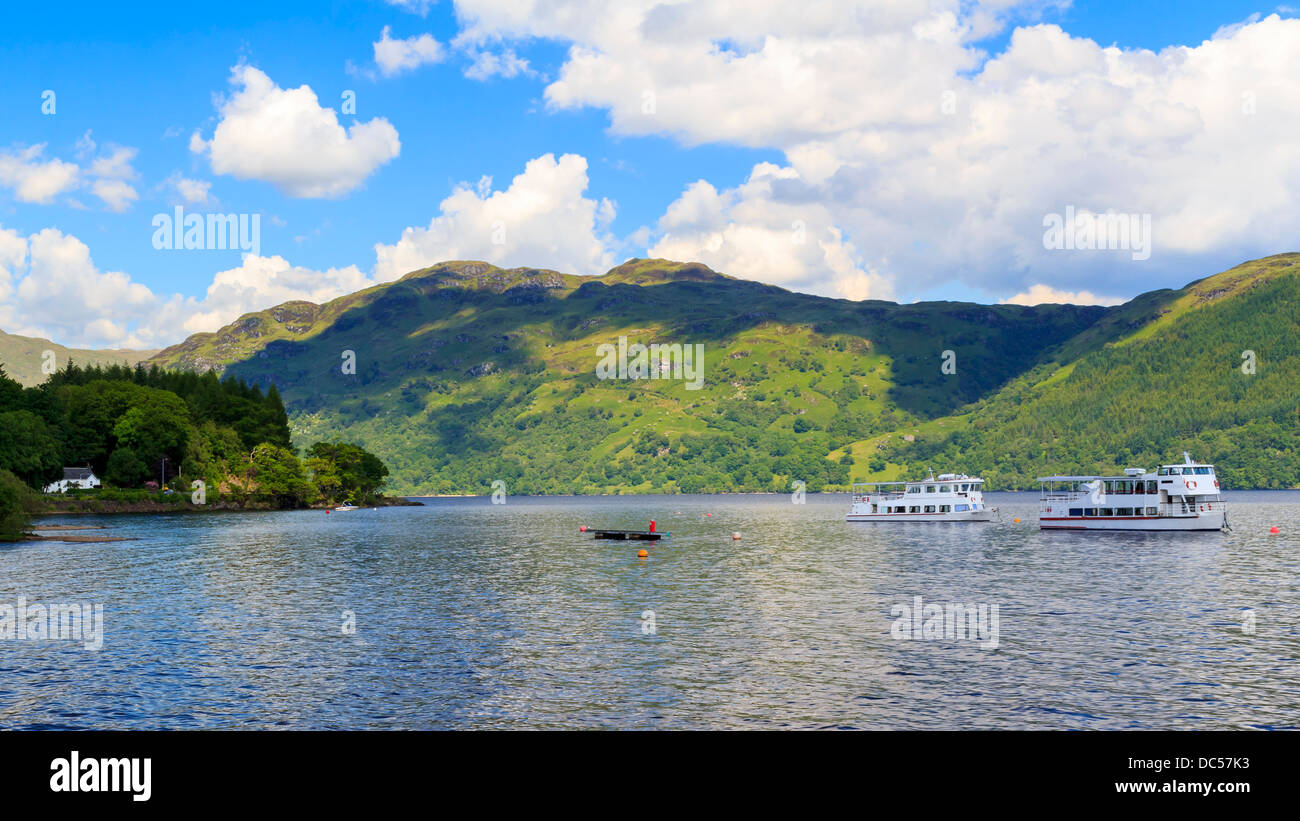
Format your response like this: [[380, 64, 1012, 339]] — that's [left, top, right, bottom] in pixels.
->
[[44, 467, 101, 494]]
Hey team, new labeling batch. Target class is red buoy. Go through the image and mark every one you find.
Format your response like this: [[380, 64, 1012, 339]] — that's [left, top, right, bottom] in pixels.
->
[[579, 525, 587, 532], [649, 520, 655, 533], [1270, 526, 1280, 534]]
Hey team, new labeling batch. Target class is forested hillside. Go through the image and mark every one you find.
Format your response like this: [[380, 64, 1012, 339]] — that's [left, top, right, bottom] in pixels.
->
[[7, 254, 1297, 495], [864, 254, 1300, 489], [0, 362, 390, 537], [151, 259, 1107, 494]]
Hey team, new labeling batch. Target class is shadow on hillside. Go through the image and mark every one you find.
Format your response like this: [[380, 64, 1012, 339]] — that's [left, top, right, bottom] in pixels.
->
[[222, 278, 1112, 420]]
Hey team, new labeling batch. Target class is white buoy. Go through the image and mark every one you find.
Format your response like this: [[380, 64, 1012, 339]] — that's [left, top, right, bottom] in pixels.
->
[[732, 532, 742, 540]]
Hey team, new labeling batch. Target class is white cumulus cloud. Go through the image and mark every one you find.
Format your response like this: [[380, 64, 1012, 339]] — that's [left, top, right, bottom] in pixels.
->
[[463, 48, 533, 80], [0, 227, 158, 347], [649, 162, 892, 300], [374, 152, 617, 279], [168, 174, 213, 204], [0, 224, 382, 349], [192, 64, 401, 198], [178, 255, 375, 336], [0, 152, 626, 349], [374, 26, 446, 76], [1001, 284, 1125, 306], [450, 2, 1300, 301], [0, 145, 81, 204]]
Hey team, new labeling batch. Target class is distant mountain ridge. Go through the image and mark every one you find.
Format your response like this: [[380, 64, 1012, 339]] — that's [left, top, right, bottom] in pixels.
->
[[4, 254, 1297, 492], [0, 329, 156, 387]]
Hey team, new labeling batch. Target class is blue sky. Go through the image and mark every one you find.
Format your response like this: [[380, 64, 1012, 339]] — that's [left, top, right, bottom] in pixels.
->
[[1, 1, 1296, 348]]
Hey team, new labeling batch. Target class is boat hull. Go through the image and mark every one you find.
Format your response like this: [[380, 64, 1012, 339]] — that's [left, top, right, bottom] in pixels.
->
[[1039, 511, 1224, 531], [847, 510, 994, 523]]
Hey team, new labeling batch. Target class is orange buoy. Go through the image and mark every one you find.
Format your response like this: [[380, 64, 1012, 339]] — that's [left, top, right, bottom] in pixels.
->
[[1270, 526, 1280, 534], [1013, 518, 1020, 523], [637, 549, 648, 558]]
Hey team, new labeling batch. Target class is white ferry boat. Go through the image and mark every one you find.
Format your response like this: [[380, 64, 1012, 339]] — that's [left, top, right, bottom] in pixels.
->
[[847, 473, 995, 522], [1037, 453, 1227, 531]]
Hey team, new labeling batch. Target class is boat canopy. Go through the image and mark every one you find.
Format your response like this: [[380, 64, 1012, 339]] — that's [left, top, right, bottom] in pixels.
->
[[1037, 475, 1138, 482], [852, 478, 983, 487]]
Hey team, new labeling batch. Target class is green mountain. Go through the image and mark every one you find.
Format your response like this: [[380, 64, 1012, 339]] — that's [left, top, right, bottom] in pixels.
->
[[147, 258, 1109, 494], [866, 253, 1300, 489], [0, 329, 156, 387], [13, 253, 1298, 493]]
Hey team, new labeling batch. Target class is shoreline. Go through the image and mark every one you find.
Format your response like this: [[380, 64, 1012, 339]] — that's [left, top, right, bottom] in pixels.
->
[[26, 487, 1296, 518], [31, 495, 422, 516], [400, 487, 1300, 498]]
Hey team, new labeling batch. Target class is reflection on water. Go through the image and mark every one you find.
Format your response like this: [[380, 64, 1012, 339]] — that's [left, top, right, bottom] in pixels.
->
[[1, 491, 1297, 729]]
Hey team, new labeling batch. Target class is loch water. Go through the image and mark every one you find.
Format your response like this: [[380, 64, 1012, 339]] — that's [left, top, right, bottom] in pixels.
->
[[1, 491, 1297, 729]]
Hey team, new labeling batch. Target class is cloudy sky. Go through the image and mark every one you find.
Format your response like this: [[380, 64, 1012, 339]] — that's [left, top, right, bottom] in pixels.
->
[[0, 0, 1296, 348]]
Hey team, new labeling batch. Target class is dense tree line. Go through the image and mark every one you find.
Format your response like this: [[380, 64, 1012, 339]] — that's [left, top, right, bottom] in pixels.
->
[[0, 362, 390, 538], [883, 272, 1300, 489], [0, 361, 292, 490]]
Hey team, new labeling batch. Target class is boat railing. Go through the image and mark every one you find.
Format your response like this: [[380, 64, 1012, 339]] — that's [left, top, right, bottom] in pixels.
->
[[1040, 492, 1162, 503], [1039, 496, 1225, 516], [1040, 490, 1077, 501], [852, 492, 905, 503], [1161, 499, 1226, 517]]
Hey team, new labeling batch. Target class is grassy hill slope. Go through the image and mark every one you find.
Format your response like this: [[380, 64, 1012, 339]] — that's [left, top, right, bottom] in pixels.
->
[[859, 253, 1300, 489], [0, 329, 156, 387], [146, 259, 1109, 495]]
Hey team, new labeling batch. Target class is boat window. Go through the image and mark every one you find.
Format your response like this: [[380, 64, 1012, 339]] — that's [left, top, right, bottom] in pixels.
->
[[1069, 508, 1082, 516], [925, 486, 936, 493], [907, 486, 921, 494], [940, 505, 951, 512], [960, 484, 968, 492], [1157, 467, 1168, 475], [908, 506, 920, 513], [1168, 467, 1182, 475], [940, 485, 951, 493], [1118, 508, 1133, 516], [1146, 507, 1157, 516], [1146, 481, 1157, 493], [924, 505, 936, 513], [1195, 467, 1212, 475], [1084, 508, 1095, 516], [955, 504, 969, 511]]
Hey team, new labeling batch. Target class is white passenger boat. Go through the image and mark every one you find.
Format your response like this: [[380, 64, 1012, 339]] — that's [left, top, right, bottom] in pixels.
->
[[847, 473, 994, 522], [1037, 453, 1227, 531]]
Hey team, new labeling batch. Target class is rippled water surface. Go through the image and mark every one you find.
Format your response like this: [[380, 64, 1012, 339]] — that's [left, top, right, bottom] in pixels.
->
[[2, 491, 1297, 729]]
